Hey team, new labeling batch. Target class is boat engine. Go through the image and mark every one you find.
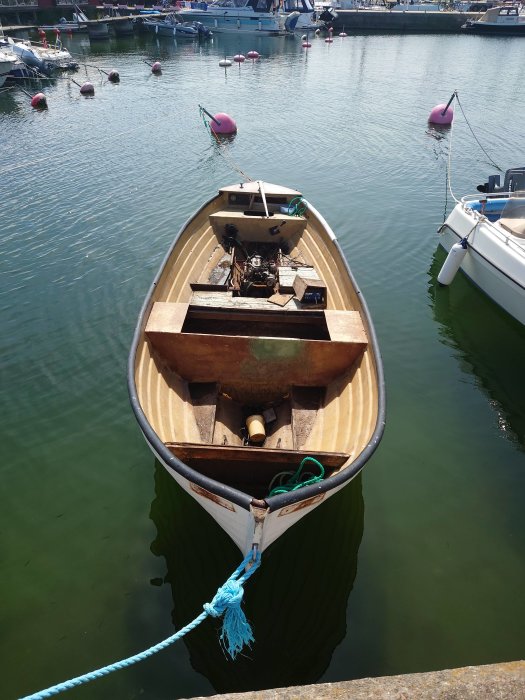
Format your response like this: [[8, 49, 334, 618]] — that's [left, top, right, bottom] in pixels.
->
[[241, 253, 277, 296]]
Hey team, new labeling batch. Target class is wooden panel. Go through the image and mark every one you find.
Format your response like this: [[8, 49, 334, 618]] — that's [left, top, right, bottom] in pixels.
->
[[166, 442, 349, 468], [325, 310, 368, 344], [209, 210, 306, 242], [146, 332, 366, 388], [145, 302, 188, 334]]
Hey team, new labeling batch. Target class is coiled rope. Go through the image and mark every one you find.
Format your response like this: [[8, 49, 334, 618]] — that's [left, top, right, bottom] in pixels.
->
[[19, 550, 261, 700], [268, 456, 325, 497]]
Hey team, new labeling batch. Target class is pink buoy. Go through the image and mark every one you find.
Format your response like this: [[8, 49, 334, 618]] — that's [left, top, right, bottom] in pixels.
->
[[246, 50, 259, 59], [151, 61, 162, 74], [302, 41, 311, 47], [233, 54, 245, 63], [31, 92, 47, 108], [108, 69, 120, 82], [428, 103, 454, 125], [325, 37, 333, 43], [80, 81, 94, 95], [210, 112, 237, 135]]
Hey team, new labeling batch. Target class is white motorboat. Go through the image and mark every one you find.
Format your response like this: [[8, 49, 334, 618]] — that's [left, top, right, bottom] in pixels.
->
[[177, 0, 301, 35], [283, 0, 334, 31], [0, 35, 78, 74], [142, 13, 213, 36], [438, 167, 525, 325], [0, 46, 16, 88], [462, 5, 525, 35]]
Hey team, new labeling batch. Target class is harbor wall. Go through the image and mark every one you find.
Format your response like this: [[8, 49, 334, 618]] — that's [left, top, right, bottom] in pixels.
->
[[328, 9, 480, 32], [185, 660, 525, 700]]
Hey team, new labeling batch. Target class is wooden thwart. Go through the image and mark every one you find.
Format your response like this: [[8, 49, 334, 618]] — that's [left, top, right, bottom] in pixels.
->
[[166, 442, 349, 468]]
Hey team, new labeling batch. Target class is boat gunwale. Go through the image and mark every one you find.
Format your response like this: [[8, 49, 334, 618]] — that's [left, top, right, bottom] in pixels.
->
[[128, 186, 386, 512]]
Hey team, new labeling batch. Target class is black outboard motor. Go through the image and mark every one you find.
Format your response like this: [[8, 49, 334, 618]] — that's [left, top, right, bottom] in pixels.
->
[[195, 21, 213, 38], [477, 167, 525, 194], [318, 7, 338, 22]]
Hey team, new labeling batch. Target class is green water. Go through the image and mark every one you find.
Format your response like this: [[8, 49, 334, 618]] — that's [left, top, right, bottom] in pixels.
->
[[1, 28, 524, 700]]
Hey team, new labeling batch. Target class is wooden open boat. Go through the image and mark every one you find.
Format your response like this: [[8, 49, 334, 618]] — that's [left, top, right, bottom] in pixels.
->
[[128, 180, 385, 556]]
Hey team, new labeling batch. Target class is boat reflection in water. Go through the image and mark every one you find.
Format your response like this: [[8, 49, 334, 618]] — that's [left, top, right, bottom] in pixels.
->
[[149, 461, 364, 693], [429, 247, 525, 451]]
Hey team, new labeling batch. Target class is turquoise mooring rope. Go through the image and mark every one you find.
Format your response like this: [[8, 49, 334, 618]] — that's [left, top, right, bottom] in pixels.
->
[[20, 550, 262, 700]]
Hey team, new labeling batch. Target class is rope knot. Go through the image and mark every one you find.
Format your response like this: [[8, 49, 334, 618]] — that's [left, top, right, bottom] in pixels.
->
[[204, 578, 244, 618], [202, 551, 261, 659]]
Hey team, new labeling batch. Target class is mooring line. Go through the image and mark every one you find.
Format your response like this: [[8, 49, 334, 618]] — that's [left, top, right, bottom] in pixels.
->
[[20, 550, 261, 699]]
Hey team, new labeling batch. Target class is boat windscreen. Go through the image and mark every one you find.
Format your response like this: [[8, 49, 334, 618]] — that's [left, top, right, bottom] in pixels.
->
[[500, 191, 525, 220]]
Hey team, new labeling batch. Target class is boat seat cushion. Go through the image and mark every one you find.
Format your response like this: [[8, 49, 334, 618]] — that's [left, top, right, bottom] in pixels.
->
[[498, 217, 525, 237]]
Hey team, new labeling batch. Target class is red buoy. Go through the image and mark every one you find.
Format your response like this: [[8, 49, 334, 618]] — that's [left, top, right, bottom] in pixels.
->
[[151, 61, 162, 74], [233, 54, 245, 63], [302, 41, 311, 48], [246, 50, 259, 60], [31, 92, 47, 108], [80, 81, 95, 95], [210, 112, 237, 135]]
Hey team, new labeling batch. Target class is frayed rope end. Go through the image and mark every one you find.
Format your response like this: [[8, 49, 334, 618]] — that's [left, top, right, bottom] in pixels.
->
[[203, 551, 261, 659]]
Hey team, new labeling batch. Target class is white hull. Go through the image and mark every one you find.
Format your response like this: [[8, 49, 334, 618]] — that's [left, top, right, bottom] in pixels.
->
[[152, 437, 352, 554], [177, 9, 289, 33], [440, 201, 525, 325]]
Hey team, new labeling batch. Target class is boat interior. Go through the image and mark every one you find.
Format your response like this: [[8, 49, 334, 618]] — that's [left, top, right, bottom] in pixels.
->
[[136, 183, 379, 499]]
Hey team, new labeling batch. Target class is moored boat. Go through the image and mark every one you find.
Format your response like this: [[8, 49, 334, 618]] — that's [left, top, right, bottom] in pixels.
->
[[38, 7, 89, 34], [176, 0, 301, 35], [437, 167, 525, 325], [461, 5, 525, 34], [0, 35, 78, 74], [142, 12, 213, 36], [128, 180, 385, 556], [0, 46, 16, 88]]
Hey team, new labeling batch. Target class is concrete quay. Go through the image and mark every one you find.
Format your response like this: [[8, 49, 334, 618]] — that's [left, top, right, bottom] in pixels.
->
[[186, 660, 525, 699], [328, 9, 480, 33]]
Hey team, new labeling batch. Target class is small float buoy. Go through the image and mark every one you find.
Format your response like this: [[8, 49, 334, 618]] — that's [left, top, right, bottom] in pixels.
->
[[80, 81, 94, 95], [339, 31, 347, 36], [30, 92, 47, 108], [437, 239, 468, 286], [246, 50, 259, 59], [108, 69, 120, 83], [325, 36, 333, 43], [219, 58, 232, 67], [233, 54, 245, 63], [428, 103, 454, 125], [302, 41, 311, 47], [151, 61, 162, 74], [210, 112, 237, 135], [429, 91, 456, 125]]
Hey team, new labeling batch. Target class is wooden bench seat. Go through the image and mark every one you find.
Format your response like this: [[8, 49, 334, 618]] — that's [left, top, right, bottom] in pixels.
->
[[208, 210, 306, 242], [145, 302, 367, 390], [166, 442, 349, 468]]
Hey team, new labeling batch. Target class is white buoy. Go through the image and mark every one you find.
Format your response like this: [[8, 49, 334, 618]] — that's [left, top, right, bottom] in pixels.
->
[[437, 240, 468, 286], [219, 58, 232, 67]]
